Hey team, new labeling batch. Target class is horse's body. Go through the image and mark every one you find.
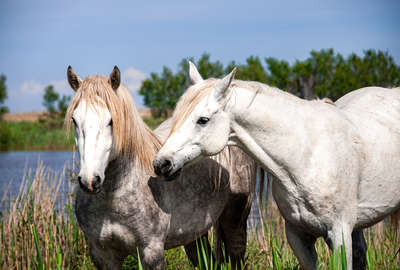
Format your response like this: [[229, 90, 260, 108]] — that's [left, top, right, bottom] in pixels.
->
[[154, 63, 400, 269], [66, 67, 256, 269], [335, 87, 400, 227]]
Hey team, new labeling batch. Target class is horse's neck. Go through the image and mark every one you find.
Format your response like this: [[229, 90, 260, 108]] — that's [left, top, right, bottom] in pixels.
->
[[112, 108, 160, 179], [228, 86, 313, 181], [102, 157, 150, 196], [103, 121, 160, 195]]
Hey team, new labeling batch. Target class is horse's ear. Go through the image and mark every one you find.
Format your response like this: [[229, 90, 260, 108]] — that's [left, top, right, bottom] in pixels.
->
[[188, 61, 203, 85], [67, 66, 82, 92], [214, 67, 237, 102], [109, 66, 121, 91]]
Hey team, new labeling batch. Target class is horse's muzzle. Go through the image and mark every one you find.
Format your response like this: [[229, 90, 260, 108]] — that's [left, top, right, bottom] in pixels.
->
[[78, 175, 102, 194], [153, 157, 172, 176]]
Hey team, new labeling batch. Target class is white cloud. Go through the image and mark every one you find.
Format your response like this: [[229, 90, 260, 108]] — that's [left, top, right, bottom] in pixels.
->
[[16, 67, 146, 99], [17, 79, 70, 96], [122, 67, 146, 92], [10, 72, 147, 112], [19, 80, 44, 95]]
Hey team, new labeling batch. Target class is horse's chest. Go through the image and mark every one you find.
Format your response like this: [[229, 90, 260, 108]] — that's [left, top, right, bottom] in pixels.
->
[[76, 194, 137, 250], [98, 219, 135, 248], [83, 213, 139, 253]]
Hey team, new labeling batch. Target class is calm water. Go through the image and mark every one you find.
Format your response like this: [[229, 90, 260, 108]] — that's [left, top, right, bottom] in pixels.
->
[[0, 151, 75, 204], [0, 151, 263, 229]]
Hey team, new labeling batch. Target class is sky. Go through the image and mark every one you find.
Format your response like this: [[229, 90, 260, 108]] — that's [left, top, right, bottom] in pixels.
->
[[0, 0, 399, 112]]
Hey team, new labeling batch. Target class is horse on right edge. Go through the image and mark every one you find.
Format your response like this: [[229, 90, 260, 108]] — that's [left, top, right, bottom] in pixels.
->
[[154, 62, 400, 270]]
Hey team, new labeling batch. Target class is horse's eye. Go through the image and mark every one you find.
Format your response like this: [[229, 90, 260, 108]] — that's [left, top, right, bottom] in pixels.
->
[[197, 117, 210, 125], [108, 119, 113, 127]]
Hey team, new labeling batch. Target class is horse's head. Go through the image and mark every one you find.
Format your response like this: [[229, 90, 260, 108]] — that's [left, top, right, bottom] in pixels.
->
[[66, 66, 121, 194], [153, 62, 236, 179]]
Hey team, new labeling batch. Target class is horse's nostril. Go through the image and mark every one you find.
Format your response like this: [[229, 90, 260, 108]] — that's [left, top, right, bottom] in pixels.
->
[[154, 158, 173, 176], [78, 176, 87, 191], [94, 175, 101, 184], [162, 159, 172, 169], [93, 175, 102, 190], [160, 158, 173, 175]]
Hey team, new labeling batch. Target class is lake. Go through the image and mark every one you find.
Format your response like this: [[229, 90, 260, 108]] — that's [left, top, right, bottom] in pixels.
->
[[0, 151, 75, 198], [0, 151, 263, 229]]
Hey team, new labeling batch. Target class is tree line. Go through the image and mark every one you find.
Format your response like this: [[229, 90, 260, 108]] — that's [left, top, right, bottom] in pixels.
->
[[139, 49, 400, 117], [1, 48, 399, 120]]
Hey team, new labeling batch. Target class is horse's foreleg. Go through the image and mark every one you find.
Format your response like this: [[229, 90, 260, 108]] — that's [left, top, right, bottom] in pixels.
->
[[218, 193, 250, 269], [285, 221, 317, 270], [219, 221, 247, 269], [327, 223, 353, 270], [141, 242, 166, 270], [352, 229, 367, 270], [88, 244, 106, 270], [184, 233, 216, 268]]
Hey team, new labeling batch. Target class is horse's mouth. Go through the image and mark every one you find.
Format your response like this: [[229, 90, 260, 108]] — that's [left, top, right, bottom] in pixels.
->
[[78, 179, 102, 194], [164, 167, 182, 182], [84, 189, 101, 195]]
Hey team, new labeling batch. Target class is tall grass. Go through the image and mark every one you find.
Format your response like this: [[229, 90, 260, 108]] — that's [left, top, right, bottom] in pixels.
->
[[0, 161, 93, 269], [0, 116, 165, 151], [1, 161, 399, 269], [0, 120, 75, 151]]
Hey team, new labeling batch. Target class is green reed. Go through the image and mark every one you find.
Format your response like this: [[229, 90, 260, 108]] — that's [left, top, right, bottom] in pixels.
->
[[1, 161, 398, 269]]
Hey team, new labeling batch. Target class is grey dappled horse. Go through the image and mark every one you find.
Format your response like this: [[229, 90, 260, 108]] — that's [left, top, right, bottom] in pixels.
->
[[66, 66, 257, 269]]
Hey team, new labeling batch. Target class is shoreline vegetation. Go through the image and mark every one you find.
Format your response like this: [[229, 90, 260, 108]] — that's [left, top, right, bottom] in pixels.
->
[[0, 114, 165, 151], [1, 161, 399, 269]]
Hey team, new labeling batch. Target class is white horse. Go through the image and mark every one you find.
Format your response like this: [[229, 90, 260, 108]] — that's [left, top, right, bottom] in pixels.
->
[[154, 62, 400, 270]]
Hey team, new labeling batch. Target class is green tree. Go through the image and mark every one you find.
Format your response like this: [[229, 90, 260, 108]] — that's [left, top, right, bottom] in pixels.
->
[[290, 48, 341, 100], [43, 85, 59, 114], [195, 53, 225, 79], [139, 67, 186, 117], [58, 95, 71, 117], [139, 53, 225, 116], [139, 49, 400, 113], [0, 74, 9, 115], [289, 49, 400, 101], [265, 58, 293, 91], [232, 56, 268, 83], [345, 50, 400, 88]]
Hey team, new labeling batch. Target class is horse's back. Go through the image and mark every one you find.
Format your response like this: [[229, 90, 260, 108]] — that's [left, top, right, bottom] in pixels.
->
[[336, 87, 400, 136], [336, 87, 400, 227], [336, 87, 400, 118]]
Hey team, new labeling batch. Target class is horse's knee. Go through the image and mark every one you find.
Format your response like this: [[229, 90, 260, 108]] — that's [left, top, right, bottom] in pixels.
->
[[141, 244, 165, 270]]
